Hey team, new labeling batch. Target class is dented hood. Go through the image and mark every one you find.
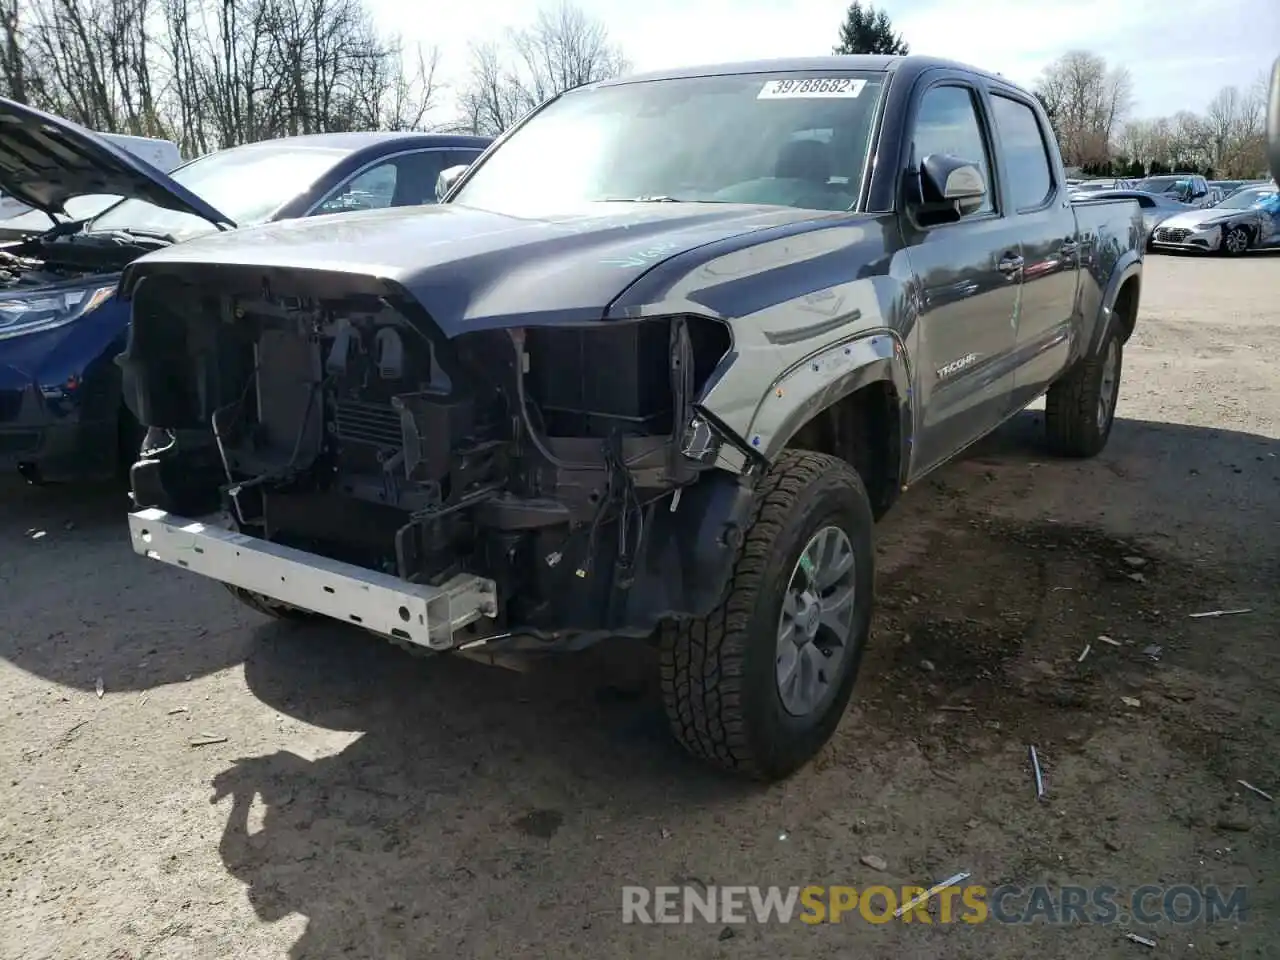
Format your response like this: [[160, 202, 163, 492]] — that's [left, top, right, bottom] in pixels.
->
[[120, 201, 842, 335], [0, 97, 232, 227]]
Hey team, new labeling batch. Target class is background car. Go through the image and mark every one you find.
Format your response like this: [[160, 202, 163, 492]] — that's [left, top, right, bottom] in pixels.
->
[[1150, 183, 1280, 255], [1131, 173, 1214, 207], [0, 132, 182, 235], [0, 98, 491, 484], [1070, 179, 1118, 195], [1069, 178, 1135, 196], [1074, 188, 1191, 248]]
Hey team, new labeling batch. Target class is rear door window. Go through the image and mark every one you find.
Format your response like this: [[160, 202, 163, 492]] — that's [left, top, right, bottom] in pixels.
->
[[989, 94, 1055, 211]]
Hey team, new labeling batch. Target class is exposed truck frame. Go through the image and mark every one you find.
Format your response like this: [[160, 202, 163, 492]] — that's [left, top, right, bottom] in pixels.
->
[[121, 55, 1146, 780]]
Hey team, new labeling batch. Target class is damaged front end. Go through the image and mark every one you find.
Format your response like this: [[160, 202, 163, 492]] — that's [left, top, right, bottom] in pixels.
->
[[120, 268, 755, 650]]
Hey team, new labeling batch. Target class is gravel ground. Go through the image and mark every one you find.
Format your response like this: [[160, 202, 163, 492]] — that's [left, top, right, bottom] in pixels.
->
[[2, 251, 1278, 960]]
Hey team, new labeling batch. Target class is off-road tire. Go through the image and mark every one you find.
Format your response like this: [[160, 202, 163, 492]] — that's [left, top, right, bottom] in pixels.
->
[[658, 450, 874, 781], [224, 585, 316, 622], [1044, 323, 1123, 459], [1221, 225, 1251, 257]]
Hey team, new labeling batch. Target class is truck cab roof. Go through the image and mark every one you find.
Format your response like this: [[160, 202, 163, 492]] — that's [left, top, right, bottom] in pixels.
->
[[602, 55, 1027, 96]]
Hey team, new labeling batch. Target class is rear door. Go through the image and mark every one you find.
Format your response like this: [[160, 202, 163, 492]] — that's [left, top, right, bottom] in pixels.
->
[[985, 88, 1082, 409], [901, 77, 1023, 477]]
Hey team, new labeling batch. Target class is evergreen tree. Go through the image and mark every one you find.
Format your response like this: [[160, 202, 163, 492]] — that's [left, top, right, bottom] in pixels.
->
[[833, 2, 909, 56]]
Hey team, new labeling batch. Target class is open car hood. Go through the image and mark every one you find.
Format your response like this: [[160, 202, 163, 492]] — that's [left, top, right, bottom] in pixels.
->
[[0, 97, 233, 228]]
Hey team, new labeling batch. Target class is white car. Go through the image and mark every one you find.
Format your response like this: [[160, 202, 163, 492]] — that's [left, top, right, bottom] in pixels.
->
[[0, 130, 181, 226]]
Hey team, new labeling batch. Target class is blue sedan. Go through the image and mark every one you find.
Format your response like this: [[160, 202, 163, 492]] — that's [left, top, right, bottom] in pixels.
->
[[0, 98, 490, 483]]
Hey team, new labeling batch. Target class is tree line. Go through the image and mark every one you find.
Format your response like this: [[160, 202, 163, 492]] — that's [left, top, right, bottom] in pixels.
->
[[833, 3, 1270, 180], [1035, 50, 1269, 179], [0, 0, 626, 156], [0, 0, 1269, 181]]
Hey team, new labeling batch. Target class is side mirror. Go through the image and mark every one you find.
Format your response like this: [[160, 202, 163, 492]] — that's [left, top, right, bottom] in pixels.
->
[[916, 153, 987, 221], [1267, 57, 1280, 184], [435, 164, 469, 203]]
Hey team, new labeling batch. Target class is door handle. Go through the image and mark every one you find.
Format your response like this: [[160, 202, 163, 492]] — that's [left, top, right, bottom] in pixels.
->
[[998, 253, 1024, 274]]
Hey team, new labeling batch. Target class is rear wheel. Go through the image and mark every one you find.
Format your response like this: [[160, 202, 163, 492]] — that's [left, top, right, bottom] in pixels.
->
[[1221, 225, 1251, 256], [659, 450, 874, 781], [1044, 322, 1122, 458]]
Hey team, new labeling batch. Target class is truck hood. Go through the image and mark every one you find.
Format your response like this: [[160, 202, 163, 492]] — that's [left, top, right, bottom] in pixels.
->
[[121, 201, 846, 335], [0, 97, 232, 228]]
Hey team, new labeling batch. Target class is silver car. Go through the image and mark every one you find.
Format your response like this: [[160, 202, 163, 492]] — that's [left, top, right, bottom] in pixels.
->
[[1074, 189, 1190, 249], [1150, 185, 1280, 255]]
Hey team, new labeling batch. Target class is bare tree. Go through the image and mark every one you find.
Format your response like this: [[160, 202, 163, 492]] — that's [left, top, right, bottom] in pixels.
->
[[4, 0, 443, 155], [0, 0, 28, 101], [1205, 85, 1240, 165], [1036, 50, 1132, 167], [458, 1, 629, 136], [1167, 110, 1212, 169], [460, 40, 527, 136]]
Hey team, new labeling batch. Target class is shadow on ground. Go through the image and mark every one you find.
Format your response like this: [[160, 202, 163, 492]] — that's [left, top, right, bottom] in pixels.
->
[[192, 413, 1278, 958], [2, 411, 1275, 701], [0, 475, 254, 692]]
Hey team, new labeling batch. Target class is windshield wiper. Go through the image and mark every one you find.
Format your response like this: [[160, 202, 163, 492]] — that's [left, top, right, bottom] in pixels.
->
[[41, 216, 92, 240], [89, 227, 179, 245], [601, 195, 684, 203]]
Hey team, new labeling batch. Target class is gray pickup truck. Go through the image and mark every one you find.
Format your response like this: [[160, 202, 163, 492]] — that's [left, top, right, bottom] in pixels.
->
[[119, 55, 1144, 781]]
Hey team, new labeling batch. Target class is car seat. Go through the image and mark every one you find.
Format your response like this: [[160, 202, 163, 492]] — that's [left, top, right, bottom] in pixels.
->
[[775, 139, 833, 185]]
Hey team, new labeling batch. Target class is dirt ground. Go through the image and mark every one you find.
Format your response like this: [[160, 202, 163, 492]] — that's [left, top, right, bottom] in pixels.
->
[[2, 252, 1278, 960]]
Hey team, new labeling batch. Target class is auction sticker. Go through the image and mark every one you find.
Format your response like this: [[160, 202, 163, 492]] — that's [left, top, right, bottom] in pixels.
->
[[757, 78, 866, 99]]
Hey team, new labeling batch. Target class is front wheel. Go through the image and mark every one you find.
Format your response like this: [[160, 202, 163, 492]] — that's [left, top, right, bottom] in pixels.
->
[[659, 451, 875, 781], [1221, 225, 1251, 256]]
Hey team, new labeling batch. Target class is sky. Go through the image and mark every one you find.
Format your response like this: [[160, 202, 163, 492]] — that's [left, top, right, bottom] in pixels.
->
[[368, 0, 1278, 126]]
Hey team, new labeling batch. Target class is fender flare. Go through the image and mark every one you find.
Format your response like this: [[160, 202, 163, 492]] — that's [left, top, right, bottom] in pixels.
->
[[742, 331, 914, 469], [1087, 255, 1142, 356]]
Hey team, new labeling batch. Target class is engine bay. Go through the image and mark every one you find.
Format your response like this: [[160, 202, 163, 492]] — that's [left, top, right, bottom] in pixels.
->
[[1, 229, 170, 290], [122, 271, 736, 637]]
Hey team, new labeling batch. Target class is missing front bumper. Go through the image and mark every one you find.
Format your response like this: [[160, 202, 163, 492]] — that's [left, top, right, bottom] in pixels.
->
[[127, 508, 498, 650]]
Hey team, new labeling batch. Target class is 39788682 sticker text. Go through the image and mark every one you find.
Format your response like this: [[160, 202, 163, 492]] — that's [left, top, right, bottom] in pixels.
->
[[757, 78, 868, 100]]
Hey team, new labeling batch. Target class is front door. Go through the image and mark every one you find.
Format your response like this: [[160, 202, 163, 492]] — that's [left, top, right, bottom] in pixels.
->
[[903, 81, 1022, 477]]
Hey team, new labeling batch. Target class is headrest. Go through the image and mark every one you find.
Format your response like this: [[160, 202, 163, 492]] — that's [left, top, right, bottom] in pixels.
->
[[775, 139, 831, 183]]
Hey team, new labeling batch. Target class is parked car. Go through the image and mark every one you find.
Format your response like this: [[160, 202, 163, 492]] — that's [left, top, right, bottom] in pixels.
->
[[1131, 174, 1214, 207], [1150, 183, 1280, 254], [0, 132, 182, 234], [0, 96, 491, 483], [1073, 189, 1189, 249], [1069, 178, 1134, 194], [121, 54, 1144, 781], [1070, 179, 1117, 195]]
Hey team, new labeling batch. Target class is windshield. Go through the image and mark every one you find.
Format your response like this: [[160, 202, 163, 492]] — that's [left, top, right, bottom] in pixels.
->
[[1215, 188, 1277, 210], [1134, 177, 1186, 195], [87, 143, 349, 239], [452, 72, 887, 215], [0, 194, 123, 232]]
